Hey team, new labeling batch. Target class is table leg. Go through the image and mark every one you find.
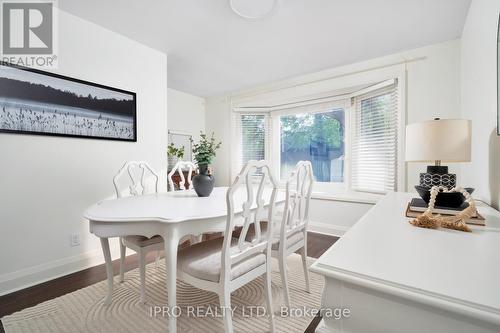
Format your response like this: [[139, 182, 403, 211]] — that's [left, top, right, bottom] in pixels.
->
[[164, 229, 179, 333], [100, 237, 114, 305]]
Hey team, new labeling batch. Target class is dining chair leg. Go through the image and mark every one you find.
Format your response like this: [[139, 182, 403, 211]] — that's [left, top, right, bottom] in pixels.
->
[[139, 249, 147, 303], [278, 254, 291, 309], [219, 288, 233, 333], [119, 238, 126, 283], [155, 250, 160, 269], [100, 237, 113, 305], [300, 245, 310, 293], [263, 260, 276, 333]]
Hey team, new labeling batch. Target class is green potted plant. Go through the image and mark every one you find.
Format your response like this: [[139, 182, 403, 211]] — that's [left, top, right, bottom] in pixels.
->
[[167, 143, 185, 171], [190, 132, 222, 197]]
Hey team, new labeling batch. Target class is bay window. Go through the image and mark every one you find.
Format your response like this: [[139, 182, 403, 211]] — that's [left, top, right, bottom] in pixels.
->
[[235, 79, 400, 194]]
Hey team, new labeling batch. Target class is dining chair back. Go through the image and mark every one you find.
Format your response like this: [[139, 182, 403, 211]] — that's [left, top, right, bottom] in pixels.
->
[[223, 160, 278, 281], [272, 160, 314, 309], [113, 161, 159, 197], [167, 160, 197, 191], [168, 160, 202, 243], [112, 160, 163, 303], [280, 160, 314, 241]]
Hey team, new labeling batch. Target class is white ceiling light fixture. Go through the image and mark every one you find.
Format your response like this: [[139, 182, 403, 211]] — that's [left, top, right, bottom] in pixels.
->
[[230, 0, 279, 20]]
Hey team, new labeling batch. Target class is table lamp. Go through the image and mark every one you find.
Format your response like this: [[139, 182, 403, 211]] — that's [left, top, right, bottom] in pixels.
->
[[406, 118, 471, 189]]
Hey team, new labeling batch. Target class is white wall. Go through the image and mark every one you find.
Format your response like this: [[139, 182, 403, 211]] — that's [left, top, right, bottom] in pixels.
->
[[308, 199, 373, 236], [461, 0, 500, 210], [167, 88, 205, 139], [205, 40, 462, 235], [205, 95, 232, 185], [0, 10, 168, 295], [206, 40, 462, 189], [405, 41, 463, 189]]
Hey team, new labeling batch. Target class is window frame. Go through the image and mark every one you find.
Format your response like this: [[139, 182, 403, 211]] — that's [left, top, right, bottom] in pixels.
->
[[350, 85, 399, 194], [348, 78, 405, 194], [232, 111, 272, 182], [239, 113, 269, 166], [270, 99, 350, 190]]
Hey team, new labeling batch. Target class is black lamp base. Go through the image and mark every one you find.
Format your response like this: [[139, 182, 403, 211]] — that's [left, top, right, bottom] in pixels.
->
[[426, 165, 448, 174], [420, 164, 456, 189]]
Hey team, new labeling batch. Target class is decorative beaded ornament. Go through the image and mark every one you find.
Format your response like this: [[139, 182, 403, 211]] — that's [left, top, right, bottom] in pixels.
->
[[409, 186, 476, 232]]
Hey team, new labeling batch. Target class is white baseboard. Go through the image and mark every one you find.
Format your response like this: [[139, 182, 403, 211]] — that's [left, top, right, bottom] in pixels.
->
[[0, 244, 121, 296], [309, 221, 349, 237]]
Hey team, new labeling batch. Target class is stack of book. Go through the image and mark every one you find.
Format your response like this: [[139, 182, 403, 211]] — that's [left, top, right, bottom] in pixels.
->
[[406, 198, 485, 226]]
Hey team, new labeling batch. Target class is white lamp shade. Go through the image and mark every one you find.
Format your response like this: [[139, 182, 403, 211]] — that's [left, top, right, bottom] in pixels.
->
[[405, 119, 471, 162]]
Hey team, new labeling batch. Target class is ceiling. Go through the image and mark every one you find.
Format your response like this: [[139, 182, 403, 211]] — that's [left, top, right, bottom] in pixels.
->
[[59, 0, 471, 97]]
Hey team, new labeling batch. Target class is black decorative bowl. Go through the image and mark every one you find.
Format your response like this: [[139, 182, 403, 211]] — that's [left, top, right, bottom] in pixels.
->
[[415, 186, 475, 208]]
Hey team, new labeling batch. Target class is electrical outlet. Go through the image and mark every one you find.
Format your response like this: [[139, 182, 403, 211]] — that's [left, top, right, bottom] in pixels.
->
[[70, 233, 80, 247]]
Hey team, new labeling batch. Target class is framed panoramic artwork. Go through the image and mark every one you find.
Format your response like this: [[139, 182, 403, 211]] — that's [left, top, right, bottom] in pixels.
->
[[0, 62, 137, 141]]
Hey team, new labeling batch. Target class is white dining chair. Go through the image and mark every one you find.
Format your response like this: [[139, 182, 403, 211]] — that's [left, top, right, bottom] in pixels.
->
[[167, 160, 197, 191], [113, 161, 164, 303], [272, 161, 314, 309], [167, 160, 203, 243], [177, 160, 278, 333]]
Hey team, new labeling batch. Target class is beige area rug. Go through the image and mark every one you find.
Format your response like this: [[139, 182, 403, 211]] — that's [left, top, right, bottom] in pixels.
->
[[2, 254, 324, 333]]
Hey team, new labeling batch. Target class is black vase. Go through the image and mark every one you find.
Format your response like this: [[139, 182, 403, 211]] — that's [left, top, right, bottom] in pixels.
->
[[192, 164, 214, 197]]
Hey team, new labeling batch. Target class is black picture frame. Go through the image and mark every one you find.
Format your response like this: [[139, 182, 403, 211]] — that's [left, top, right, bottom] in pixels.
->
[[0, 62, 137, 142]]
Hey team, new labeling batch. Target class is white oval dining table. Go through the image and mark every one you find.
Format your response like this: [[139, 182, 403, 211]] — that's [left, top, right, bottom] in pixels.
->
[[83, 186, 284, 333]]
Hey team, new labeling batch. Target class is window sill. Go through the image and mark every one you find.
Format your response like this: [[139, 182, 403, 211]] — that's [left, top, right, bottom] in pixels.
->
[[311, 190, 382, 205]]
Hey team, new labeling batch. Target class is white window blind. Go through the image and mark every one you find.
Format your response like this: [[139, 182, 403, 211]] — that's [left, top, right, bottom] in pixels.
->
[[240, 114, 267, 168], [351, 84, 398, 193]]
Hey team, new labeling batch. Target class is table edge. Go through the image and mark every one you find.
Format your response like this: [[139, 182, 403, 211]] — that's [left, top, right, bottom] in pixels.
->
[[310, 261, 500, 324], [83, 213, 223, 224], [83, 190, 286, 223]]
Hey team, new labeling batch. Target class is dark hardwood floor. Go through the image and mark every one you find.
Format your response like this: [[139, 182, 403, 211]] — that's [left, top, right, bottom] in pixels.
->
[[0, 231, 338, 333]]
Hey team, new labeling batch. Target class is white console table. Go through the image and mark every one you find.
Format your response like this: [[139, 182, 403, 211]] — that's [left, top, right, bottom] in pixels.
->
[[310, 192, 500, 333]]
